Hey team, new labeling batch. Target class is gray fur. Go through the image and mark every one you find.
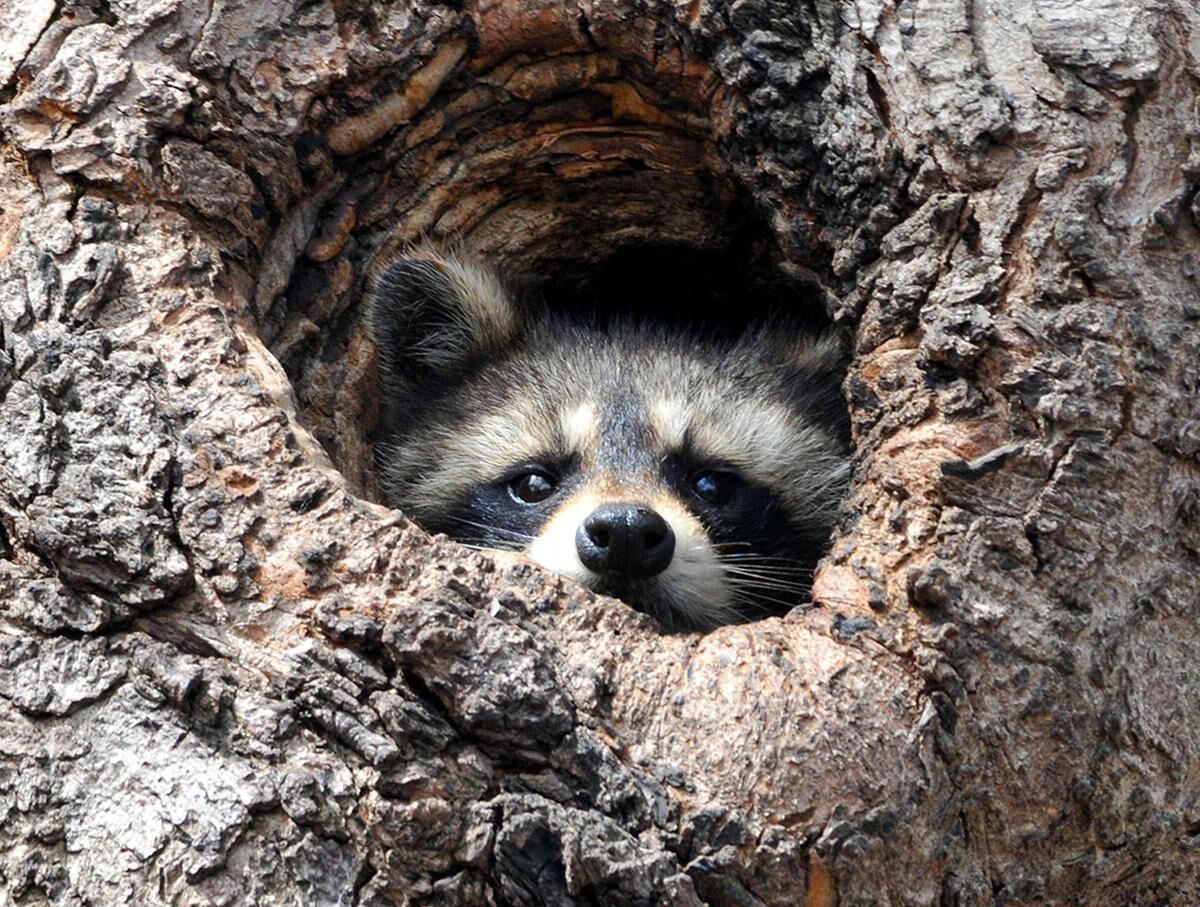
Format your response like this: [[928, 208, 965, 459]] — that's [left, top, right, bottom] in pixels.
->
[[368, 247, 850, 629]]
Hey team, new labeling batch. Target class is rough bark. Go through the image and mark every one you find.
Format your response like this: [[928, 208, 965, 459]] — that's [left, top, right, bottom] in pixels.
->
[[2, 0, 1199, 904]]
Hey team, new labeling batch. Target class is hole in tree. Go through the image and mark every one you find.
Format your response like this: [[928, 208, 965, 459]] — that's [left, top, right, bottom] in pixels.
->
[[261, 25, 851, 627]]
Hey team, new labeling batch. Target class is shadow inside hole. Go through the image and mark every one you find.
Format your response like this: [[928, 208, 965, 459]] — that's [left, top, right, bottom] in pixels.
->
[[526, 243, 830, 337]]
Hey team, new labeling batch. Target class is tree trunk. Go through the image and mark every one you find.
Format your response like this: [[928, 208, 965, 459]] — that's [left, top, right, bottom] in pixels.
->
[[2, 0, 1199, 904]]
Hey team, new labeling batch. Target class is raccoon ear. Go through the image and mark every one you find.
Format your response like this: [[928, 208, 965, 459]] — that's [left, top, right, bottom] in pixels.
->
[[781, 331, 846, 376], [748, 322, 846, 376], [774, 329, 850, 440], [367, 248, 522, 378]]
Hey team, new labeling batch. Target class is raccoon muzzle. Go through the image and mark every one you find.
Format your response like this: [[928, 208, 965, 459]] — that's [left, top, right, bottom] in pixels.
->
[[575, 503, 675, 577]]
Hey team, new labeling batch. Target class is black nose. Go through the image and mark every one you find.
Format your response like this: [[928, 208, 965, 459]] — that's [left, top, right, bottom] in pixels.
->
[[576, 503, 675, 577]]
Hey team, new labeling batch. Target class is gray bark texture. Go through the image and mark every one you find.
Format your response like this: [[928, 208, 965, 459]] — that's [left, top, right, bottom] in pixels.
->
[[2, 0, 1199, 904]]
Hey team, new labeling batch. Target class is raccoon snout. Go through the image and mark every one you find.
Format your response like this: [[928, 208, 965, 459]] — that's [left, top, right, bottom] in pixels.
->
[[575, 503, 675, 578]]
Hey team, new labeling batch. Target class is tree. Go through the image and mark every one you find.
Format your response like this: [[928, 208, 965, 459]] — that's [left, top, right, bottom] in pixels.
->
[[2, 0, 1199, 903]]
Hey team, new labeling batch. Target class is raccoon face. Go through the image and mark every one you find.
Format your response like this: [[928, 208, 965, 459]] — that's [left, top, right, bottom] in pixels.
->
[[368, 248, 850, 630]]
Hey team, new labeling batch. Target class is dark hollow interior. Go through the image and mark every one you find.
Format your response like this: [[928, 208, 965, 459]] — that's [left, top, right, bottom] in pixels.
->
[[528, 237, 831, 338]]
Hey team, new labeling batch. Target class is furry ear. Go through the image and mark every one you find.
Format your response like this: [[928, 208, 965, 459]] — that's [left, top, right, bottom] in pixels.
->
[[744, 320, 846, 377], [367, 247, 522, 379], [744, 324, 849, 440], [780, 330, 846, 376]]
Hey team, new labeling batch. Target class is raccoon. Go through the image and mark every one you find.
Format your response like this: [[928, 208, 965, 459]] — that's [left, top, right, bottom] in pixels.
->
[[368, 247, 850, 630]]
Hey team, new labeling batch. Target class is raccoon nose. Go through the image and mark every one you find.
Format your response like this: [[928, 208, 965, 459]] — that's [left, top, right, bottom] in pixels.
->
[[576, 504, 675, 577]]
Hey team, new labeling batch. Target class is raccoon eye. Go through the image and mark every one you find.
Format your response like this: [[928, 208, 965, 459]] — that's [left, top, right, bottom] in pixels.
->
[[508, 470, 557, 505], [691, 470, 740, 506]]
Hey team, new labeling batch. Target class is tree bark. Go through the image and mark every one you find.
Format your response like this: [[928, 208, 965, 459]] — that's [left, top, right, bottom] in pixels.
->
[[2, 0, 1199, 904]]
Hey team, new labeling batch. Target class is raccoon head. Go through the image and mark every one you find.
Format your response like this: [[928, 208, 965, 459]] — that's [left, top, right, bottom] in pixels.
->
[[368, 247, 850, 630]]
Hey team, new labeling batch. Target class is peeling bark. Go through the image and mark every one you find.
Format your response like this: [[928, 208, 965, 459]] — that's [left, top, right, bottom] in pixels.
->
[[2, 0, 1199, 904]]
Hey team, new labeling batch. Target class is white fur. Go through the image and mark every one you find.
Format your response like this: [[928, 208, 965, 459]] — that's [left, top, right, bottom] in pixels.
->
[[560, 401, 598, 458], [526, 484, 735, 628], [647, 494, 735, 626], [649, 397, 689, 449], [527, 491, 602, 586]]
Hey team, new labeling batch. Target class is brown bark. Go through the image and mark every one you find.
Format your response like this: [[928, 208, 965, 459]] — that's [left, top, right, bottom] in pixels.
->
[[2, 0, 1199, 904]]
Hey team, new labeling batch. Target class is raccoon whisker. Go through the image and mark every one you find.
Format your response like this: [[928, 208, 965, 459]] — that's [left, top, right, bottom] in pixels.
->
[[452, 539, 525, 553], [716, 551, 802, 560], [454, 533, 533, 547], [716, 602, 761, 624], [719, 561, 803, 575], [731, 592, 811, 608], [687, 540, 739, 552], [716, 553, 810, 565], [721, 573, 812, 586], [450, 525, 535, 543], [687, 546, 809, 574], [715, 559, 811, 580], [716, 550, 807, 559], [730, 590, 806, 611], [718, 559, 810, 573], [715, 566, 811, 580], [443, 516, 536, 543], [723, 571, 811, 587], [724, 572, 813, 592], [724, 587, 811, 602]]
